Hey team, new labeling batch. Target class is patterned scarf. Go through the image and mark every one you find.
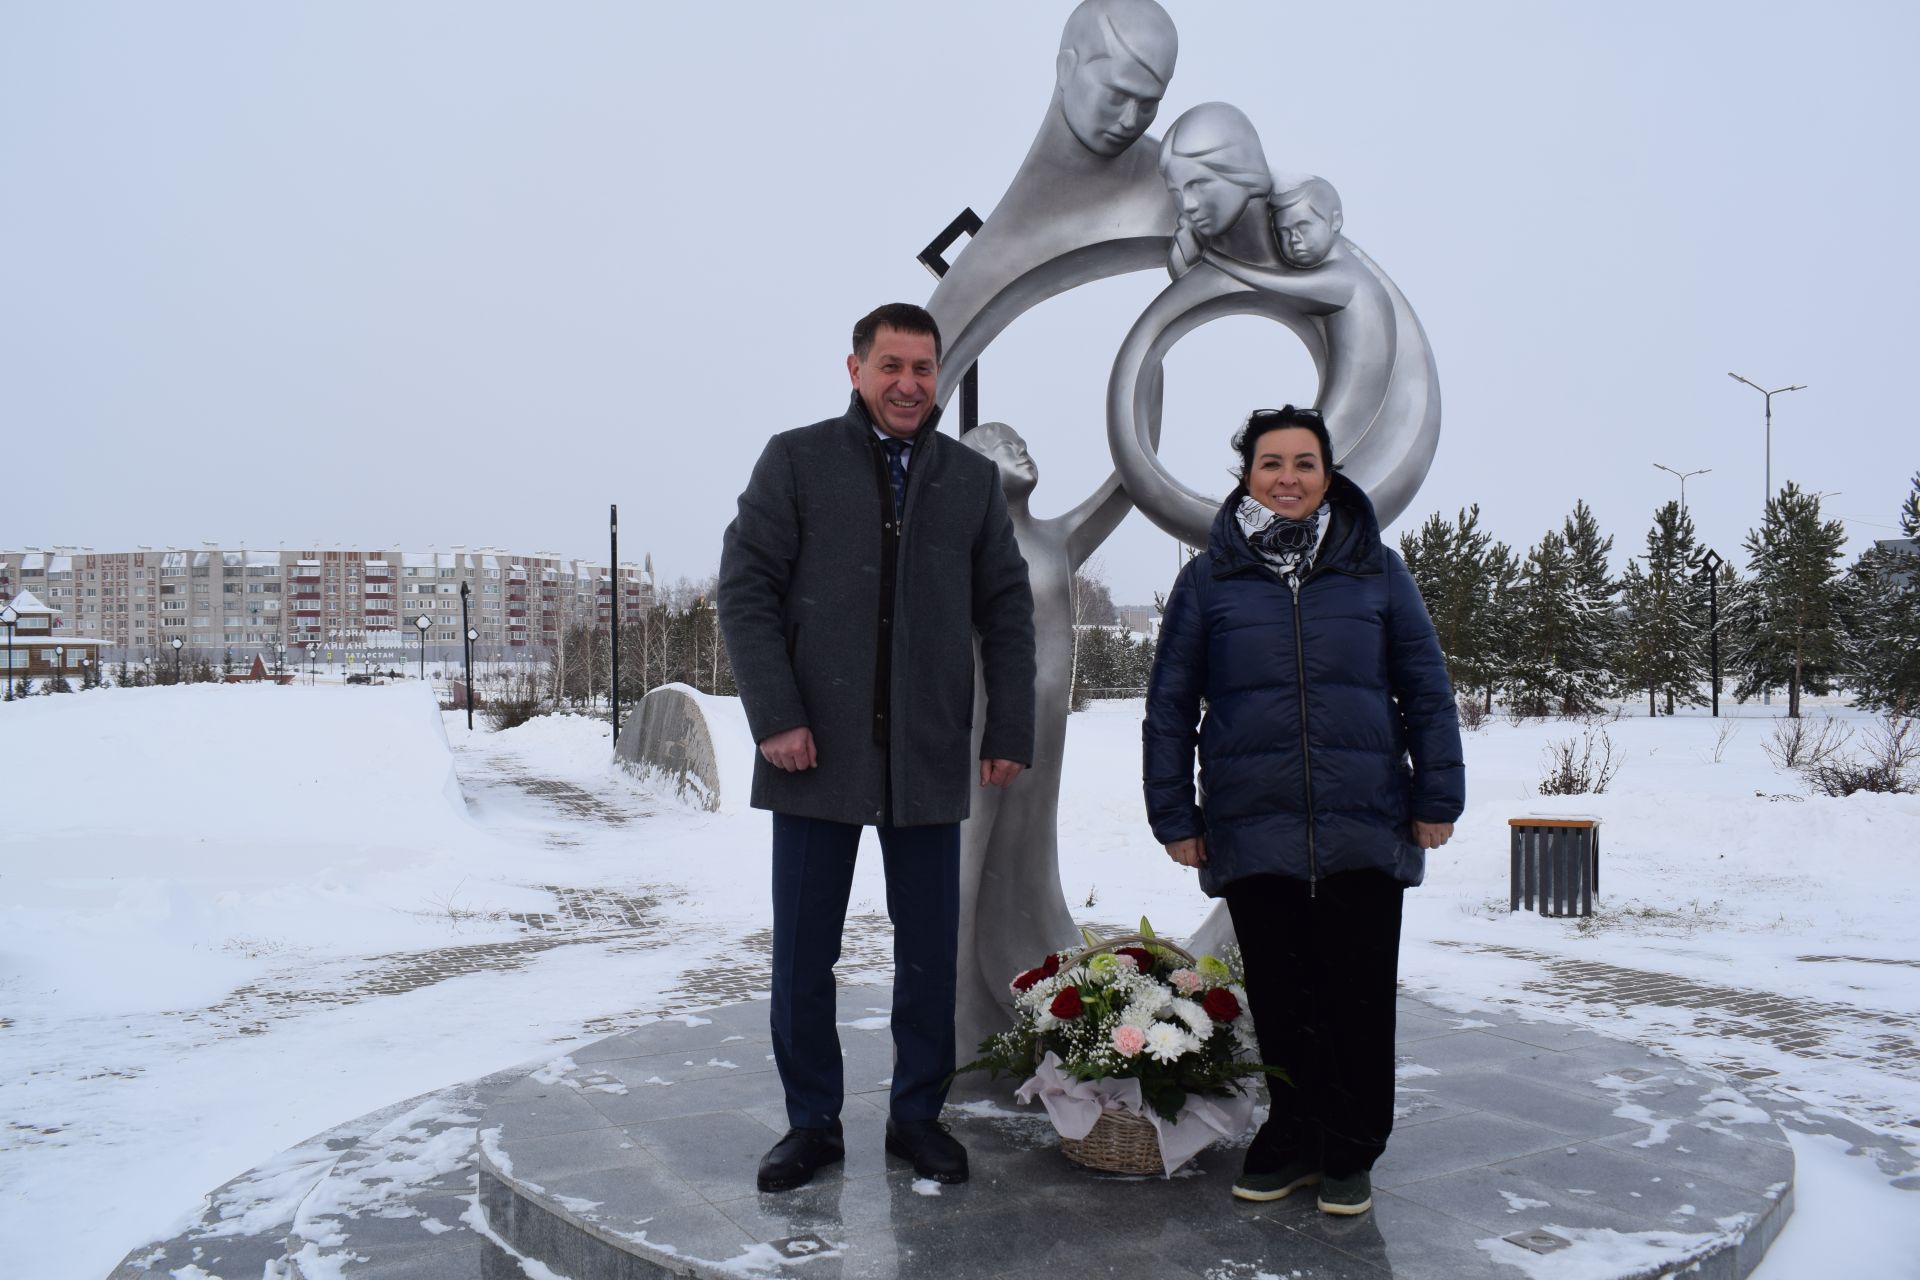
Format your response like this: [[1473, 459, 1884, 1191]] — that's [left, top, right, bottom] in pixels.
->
[[1236, 495, 1328, 586]]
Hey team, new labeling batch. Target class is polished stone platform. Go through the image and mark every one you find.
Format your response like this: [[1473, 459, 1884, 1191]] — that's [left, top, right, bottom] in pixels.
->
[[475, 986, 1795, 1280]]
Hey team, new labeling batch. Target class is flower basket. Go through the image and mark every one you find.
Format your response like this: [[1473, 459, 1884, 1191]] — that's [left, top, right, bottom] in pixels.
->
[[1059, 1107, 1163, 1175], [960, 920, 1276, 1177]]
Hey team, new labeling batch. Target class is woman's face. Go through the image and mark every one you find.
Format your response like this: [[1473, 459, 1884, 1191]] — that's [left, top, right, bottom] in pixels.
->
[[1162, 153, 1254, 239], [1247, 426, 1330, 518]]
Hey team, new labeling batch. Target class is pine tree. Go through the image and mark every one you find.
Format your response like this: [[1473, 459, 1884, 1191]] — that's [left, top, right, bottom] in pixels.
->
[[1839, 542, 1920, 715], [1729, 482, 1847, 718], [1398, 504, 1516, 712], [1505, 530, 1579, 716], [1838, 474, 1920, 714], [1616, 502, 1708, 715], [1559, 500, 1619, 708]]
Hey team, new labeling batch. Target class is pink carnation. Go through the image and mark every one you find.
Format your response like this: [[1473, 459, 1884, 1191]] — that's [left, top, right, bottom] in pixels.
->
[[1112, 1025, 1147, 1057], [1169, 968, 1204, 995]]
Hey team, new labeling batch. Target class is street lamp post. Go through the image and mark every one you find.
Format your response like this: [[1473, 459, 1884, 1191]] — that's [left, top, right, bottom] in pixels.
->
[[307, 641, 317, 686], [1652, 463, 1711, 518], [1, 603, 17, 701], [171, 635, 184, 685], [459, 581, 475, 729], [54, 645, 64, 691], [415, 614, 431, 682], [1699, 548, 1724, 718], [1727, 373, 1806, 505], [610, 504, 621, 743]]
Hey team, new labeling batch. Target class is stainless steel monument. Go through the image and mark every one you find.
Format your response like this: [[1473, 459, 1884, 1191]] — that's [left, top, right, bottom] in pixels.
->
[[933, 0, 1442, 1059]]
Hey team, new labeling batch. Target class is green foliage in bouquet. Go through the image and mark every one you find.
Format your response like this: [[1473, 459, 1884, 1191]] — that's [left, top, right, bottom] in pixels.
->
[[959, 918, 1282, 1123]]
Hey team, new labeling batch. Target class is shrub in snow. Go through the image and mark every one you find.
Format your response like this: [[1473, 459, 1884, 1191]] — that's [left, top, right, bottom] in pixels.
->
[[1801, 715, 1919, 797], [1537, 727, 1620, 795], [1760, 716, 1852, 772], [1456, 696, 1490, 732]]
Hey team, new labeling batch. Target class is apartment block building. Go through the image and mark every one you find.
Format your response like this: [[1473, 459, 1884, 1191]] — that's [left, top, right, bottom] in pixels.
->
[[0, 546, 654, 664]]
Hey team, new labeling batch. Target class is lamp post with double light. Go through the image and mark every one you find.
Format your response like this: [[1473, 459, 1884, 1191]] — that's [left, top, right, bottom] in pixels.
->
[[1727, 372, 1805, 506], [1652, 463, 1710, 518]]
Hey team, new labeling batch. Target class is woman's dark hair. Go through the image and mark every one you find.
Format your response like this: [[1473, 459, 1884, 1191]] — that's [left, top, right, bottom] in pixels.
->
[[1232, 406, 1334, 484]]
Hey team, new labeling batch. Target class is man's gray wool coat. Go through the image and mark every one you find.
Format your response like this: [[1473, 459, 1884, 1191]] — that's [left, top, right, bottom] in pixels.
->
[[718, 394, 1037, 827]]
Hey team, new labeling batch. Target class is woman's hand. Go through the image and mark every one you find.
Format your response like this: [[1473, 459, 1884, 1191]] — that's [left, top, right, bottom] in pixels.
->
[[1165, 836, 1208, 867], [1411, 821, 1454, 850]]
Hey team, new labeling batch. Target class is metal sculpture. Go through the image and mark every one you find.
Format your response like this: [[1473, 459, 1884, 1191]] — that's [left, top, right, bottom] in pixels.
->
[[930, 0, 1441, 1056]]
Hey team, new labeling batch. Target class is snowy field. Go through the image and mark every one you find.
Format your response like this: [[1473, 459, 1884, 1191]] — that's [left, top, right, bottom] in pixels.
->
[[2, 684, 1917, 1278]]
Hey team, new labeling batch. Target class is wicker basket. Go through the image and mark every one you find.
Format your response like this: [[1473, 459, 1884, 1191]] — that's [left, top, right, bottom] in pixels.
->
[[1049, 931, 1200, 1175], [1059, 1107, 1164, 1174]]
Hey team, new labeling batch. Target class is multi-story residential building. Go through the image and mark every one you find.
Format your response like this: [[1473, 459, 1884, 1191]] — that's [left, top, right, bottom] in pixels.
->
[[0, 546, 656, 665]]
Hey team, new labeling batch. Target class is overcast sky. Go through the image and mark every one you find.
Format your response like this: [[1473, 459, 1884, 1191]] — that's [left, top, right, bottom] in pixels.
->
[[3, 1, 1914, 604]]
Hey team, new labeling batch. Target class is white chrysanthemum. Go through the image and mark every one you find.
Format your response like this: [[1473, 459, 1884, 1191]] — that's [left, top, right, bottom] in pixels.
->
[[1119, 1001, 1157, 1031], [1170, 998, 1213, 1039], [1143, 1022, 1192, 1063], [1131, 984, 1171, 1015]]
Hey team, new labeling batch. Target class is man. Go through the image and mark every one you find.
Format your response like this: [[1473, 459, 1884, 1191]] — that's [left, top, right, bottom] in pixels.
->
[[718, 302, 1036, 1192]]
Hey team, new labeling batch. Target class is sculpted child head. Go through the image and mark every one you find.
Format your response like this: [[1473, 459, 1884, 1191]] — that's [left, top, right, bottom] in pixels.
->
[[963, 421, 1039, 499], [1055, 0, 1178, 158], [1272, 177, 1345, 269], [1159, 102, 1272, 240]]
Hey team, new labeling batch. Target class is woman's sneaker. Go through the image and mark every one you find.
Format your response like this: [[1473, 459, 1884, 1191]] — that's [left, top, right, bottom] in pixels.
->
[[1316, 1170, 1372, 1215], [1231, 1157, 1320, 1202]]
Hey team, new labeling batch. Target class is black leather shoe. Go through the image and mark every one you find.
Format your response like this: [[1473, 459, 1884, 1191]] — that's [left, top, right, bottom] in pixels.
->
[[885, 1118, 969, 1184], [757, 1124, 845, 1193]]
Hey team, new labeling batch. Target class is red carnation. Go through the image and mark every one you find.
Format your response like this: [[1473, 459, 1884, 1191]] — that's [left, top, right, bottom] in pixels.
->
[[1050, 987, 1084, 1019], [1011, 953, 1063, 993], [1116, 947, 1154, 972], [1202, 987, 1242, 1022]]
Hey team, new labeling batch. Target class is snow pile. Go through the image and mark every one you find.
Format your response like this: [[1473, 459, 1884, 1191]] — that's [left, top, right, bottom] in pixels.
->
[[2, 684, 544, 1013]]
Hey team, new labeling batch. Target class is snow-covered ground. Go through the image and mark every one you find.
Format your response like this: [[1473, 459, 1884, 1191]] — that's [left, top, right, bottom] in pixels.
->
[[2, 685, 1916, 1278]]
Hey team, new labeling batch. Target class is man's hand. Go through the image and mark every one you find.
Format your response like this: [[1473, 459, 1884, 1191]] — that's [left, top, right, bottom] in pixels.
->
[[759, 726, 817, 772], [1411, 821, 1454, 850], [979, 759, 1024, 787], [1165, 836, 1207, 867]]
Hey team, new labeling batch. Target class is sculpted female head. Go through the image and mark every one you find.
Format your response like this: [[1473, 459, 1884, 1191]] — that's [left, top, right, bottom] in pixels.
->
[[1158, 102, 1272, 240]]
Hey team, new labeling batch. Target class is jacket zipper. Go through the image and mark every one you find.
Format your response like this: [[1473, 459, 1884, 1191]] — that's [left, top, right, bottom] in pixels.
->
[[1289, 575, 1318, 896]]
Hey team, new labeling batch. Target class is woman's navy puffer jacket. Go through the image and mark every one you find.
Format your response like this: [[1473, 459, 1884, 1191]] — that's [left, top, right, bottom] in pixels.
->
[[1143, 473, 1465, 897]]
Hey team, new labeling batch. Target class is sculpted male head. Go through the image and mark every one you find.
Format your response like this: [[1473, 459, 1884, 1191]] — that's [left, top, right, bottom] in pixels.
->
[[1272, 176, 1345, 269], [1055, 0, 1178, 157], [1159, 102, 1272, 240]]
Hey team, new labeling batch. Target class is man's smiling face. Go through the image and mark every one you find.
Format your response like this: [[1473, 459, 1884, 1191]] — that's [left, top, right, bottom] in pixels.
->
[[848, 326, 939, 439]]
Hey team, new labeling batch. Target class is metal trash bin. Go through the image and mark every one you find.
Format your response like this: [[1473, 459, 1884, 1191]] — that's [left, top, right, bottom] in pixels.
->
[[1509, 817, 1600, 918]]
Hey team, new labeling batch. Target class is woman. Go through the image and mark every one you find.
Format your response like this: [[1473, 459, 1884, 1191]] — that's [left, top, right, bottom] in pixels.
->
[[1142, 405, 1464, 1214], [1157, 101, 1278, 276]]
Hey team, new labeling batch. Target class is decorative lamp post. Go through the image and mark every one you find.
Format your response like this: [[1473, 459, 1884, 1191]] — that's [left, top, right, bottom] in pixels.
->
[[458, 580, 474, 728], [307, 641, 317, 686], [55, 645, 64, 690], [465, 628, 479, 731], [171, 635, 185, 685], [415, 614, 431, 681], [1, 602, 17, 701], [1726, 373, 1805, 505], [1651, 463, 1710, 518], [1699, 548, 1724, 718]]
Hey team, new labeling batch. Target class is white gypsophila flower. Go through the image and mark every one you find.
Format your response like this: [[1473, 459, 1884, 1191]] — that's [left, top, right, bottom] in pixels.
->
[[1170, 998, 1213, 1039], [1143, 1022, 1190, 1063]]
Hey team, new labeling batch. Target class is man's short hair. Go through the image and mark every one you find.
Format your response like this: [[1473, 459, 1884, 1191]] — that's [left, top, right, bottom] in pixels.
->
[[1059, 0, 1177, 89], [1274, 176, 1343, 222], [852, 303, 943, 361]]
